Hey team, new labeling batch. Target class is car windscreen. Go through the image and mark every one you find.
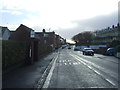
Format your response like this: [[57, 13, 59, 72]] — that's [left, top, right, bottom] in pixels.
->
[[85, 49, 92, 50]]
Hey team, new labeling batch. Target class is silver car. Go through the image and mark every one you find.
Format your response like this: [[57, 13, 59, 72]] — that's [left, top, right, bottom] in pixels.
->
[[82, 48, 94, 56]]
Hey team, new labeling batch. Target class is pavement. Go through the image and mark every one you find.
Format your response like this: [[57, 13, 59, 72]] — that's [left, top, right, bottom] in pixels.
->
[[2, 51, 58, 89]]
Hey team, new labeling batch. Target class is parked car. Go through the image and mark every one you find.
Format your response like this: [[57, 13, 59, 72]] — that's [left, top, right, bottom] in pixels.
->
[[106, 48, 116, 56], [83, 48, 94, 56], [62, 45, 66, 49], [74, 47, 79, 51]]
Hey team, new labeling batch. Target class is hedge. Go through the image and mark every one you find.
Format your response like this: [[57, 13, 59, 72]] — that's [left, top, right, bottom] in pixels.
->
[[2, 40, 27, 69], [38, 44, 52, 57], [2, 40, 53, 69]]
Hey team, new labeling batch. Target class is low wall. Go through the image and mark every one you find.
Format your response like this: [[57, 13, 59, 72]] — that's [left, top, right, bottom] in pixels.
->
[[116, 52, 120, 58]]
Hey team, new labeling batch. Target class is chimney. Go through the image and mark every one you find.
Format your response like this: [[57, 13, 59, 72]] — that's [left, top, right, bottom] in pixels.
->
[[52, 31, 55, 34], [112, 25, 114, 29], [43, 29, 45, 33], [117, 23, 120, 27]]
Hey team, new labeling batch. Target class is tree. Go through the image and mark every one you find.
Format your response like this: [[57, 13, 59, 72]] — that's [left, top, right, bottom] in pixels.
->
[[72, 31, 94, 46]]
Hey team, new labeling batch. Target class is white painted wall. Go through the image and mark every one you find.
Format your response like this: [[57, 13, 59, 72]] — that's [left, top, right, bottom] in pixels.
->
[[76, 45, 107, 51], [2, 30, 10, 40]]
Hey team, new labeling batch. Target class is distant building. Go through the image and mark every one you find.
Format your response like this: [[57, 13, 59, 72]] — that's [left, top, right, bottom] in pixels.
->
[[55, 35, 61, 49], [35, 29, 62, 49], [0, 26, 10, 40], [92, 23, 120, 46]]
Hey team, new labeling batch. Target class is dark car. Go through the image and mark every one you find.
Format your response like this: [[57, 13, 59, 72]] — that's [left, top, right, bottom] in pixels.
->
[[106, 48, 116, 56], [83, 48, 94, 56], [68, 46, 71, 49]]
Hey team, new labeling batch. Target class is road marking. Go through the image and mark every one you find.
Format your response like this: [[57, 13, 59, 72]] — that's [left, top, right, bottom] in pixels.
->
[[70, 53, 111, 73], [78, 62, 81, 64], [68, 60, 71, 62], [70, 54, 116, 87], [106, 79, 116, 86], [73, 63, 77, 65], [94, 70, 101, 75], [64, 63, 67, 65], [42, 55, 58, 88], [87, 66, 92, 69]]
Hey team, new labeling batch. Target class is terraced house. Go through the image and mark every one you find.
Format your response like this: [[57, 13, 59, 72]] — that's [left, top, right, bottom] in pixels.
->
[[93, 23, 120, 46], [35, 29, 66, 50]]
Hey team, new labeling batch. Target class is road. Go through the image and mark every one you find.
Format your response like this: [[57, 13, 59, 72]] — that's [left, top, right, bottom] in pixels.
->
[[42, 47, 119, 89]]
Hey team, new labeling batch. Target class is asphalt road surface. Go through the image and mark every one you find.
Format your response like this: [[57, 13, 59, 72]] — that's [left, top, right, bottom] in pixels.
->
[[42, 47, 119, 89]]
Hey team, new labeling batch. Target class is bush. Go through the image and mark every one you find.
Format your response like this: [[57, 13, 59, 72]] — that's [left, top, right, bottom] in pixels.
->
[[38, 44, 52, 56], [2, 40, 27, 69]]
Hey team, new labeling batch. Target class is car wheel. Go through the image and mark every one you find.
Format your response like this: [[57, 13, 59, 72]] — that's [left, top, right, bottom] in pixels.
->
[[92, 53, 94, 56], [83, 52, 84, 55]]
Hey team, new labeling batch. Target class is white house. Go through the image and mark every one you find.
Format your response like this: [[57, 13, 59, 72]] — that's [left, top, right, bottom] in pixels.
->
[[0, 26, 10, 40]]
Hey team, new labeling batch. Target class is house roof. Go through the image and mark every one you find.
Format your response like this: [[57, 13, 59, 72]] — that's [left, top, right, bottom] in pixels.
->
[[10, 31, 16, 36], [16, 24, 33, 32], [9, 24, 34, 41]]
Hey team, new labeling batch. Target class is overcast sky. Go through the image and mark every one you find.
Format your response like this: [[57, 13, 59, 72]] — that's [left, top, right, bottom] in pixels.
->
[[0, 0, 119, 42]]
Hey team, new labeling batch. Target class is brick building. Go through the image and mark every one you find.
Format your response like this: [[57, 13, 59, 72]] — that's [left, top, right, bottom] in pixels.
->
[[9, 24, 38, 64], [35, 29, 62, 50]]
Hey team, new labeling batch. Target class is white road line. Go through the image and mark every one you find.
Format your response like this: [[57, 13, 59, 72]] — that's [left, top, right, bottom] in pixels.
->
[[78, 62, 81, 64], [64, 63, 67, 65], [70, 53, 108, 73], [106, 79, 116, 86], [72, 53, 118, 79], [87, 66, 92, 69], [94, 70, 101, 75], [73, 63, 77, 65], [42, 55, 58, 88], [70, 54, 116, 87]]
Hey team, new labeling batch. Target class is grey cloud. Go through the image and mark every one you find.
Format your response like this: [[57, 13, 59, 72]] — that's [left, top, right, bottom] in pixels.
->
[[56, 11, 118, 40]]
